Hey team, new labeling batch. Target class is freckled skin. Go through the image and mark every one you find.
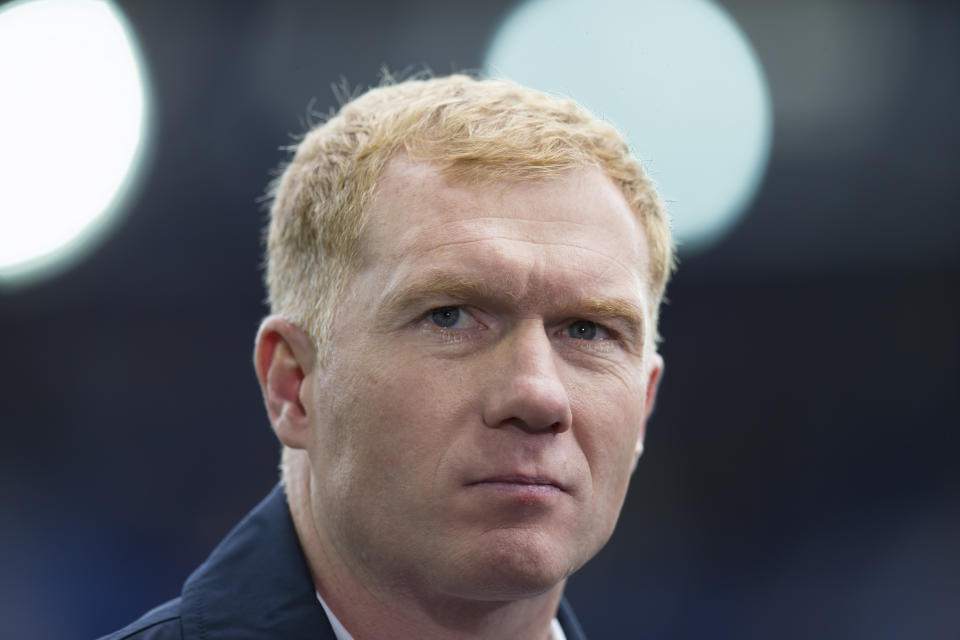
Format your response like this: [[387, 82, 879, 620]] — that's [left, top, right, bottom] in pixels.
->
[[301, 158, 663, 625]]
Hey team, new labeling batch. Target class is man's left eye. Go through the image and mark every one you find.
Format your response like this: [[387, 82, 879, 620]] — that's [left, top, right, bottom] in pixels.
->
[[567, 320, 609, 340]]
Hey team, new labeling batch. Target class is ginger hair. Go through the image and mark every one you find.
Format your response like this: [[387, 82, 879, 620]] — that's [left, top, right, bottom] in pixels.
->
[[264, 73, 674, 361]]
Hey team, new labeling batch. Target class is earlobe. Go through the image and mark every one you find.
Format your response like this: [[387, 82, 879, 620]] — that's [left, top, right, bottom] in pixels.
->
[[254, 316, 317, 450], [633, 354, 664, 466], [644, 353, 664, 420]]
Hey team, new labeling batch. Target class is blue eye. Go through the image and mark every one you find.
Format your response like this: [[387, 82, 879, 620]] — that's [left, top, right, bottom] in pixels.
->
[[568, 320, 599, 340], [430, 306, 462, 328]]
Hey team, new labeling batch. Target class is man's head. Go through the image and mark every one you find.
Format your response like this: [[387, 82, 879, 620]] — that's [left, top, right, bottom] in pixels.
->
[[254, 74, 674, 611], [264, 74, 673, 360]]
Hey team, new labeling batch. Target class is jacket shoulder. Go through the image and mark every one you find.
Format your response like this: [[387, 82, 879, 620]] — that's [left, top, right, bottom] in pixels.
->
[[97, 598, 182, 640]]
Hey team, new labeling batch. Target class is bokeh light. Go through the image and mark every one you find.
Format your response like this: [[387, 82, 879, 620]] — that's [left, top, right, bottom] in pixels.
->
[[0, 0, 150, 286], [484, 0, 772, 254]]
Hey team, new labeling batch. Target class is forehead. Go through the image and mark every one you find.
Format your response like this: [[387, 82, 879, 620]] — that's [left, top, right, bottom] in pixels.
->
[[369, 158, 644, 251], [356, 157, 652, 310]]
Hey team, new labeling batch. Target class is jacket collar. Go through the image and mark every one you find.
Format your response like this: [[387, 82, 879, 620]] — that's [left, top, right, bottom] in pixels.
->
[[179, 484, 587, 639], [180, 484, 335, 639]]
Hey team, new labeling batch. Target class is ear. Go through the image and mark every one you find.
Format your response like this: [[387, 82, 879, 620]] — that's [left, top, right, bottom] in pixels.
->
[[253, 316, 317, 450], [633, 353, 664, 467]]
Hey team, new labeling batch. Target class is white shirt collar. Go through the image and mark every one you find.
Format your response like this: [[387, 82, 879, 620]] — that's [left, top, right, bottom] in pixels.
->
[[315, 590, 353, 640], [316, 591, 567, 640]]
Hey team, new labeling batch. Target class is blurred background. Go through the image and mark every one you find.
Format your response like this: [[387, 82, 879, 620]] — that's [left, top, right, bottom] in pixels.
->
[[0, 0, 956, 638]]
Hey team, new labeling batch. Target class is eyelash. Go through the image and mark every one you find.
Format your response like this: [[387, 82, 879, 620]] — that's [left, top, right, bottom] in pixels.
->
[[421, 306, 619, 345]]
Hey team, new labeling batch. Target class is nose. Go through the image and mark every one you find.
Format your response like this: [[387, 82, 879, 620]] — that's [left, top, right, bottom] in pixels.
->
[[482, 320, 573, 434]]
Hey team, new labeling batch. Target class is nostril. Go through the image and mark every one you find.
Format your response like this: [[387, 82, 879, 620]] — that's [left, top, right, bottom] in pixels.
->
[[541, 421, 565, 435], [500, 417, 527, 431], [482, 374, 572, 434], [496, 417, 565, 433]]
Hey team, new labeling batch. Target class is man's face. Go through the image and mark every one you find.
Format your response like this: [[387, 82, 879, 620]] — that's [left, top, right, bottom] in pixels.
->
[[303, 158, 662, 602]]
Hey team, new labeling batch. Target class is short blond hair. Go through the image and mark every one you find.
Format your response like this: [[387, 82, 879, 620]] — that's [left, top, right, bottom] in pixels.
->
[[264, 74, 674, 358]]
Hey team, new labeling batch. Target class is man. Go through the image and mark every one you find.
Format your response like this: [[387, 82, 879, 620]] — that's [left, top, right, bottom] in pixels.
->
[[101, 74, 673, 640]]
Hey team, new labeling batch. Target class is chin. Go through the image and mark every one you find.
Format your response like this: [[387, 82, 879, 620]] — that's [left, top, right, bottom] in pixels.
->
[[446, 569, 566, 603], [439, 531, 580, 602]]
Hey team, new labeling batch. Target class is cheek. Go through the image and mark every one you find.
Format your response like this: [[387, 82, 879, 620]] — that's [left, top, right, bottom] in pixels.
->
[[569, 375, 646, 500], [321, 352, 473, 487]]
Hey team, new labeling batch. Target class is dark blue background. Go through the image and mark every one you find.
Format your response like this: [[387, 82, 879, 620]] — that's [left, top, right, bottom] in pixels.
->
[[1, 1, 957, 638]]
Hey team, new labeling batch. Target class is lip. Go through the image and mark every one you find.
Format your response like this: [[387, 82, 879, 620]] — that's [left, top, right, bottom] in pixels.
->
[[467, 474, 566, 493]]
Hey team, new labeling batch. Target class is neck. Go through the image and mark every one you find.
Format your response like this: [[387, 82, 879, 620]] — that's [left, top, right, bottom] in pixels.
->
[[283, 448, 565, 640]]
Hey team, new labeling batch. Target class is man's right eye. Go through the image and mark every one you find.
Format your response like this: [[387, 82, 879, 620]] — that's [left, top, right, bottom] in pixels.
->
[[429, 306, 462, 328], [428, 306, 477, 329]]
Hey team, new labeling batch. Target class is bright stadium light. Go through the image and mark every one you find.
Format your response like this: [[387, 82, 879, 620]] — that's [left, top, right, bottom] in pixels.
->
[[484, 0, 772, 254], [0, 0, 151, 287]]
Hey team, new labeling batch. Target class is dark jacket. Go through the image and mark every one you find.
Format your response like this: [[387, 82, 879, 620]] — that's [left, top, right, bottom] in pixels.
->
[[98, 485, 588, 639]]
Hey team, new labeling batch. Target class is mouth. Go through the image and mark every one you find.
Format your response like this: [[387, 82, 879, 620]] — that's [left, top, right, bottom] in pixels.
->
[[467, 474, 566, 494]]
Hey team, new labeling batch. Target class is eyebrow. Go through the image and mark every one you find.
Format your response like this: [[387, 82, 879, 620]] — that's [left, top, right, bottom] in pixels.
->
[[574, 296, 646, 343], [379, 273, 504, 316], [378, 272, 647, 343]]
